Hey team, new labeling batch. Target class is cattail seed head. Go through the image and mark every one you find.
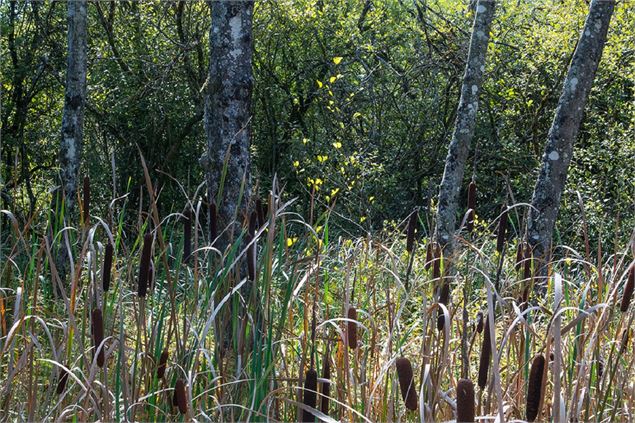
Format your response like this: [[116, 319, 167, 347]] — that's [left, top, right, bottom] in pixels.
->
[[302, 368, 318, 422], [320, 347, 331, 416], [138, 233, 153, 298], [620, 264, 634, 312], [466, 181, 476, 233], [347, 307, 358, 349], [183, 207, 192, 263], [515, 242, 525, 272], [174, 378, 187, 415], [477, 318, 491, 389], [425, 242, 433, 271], [437, 282, 450, 331], [56, 368, 69, 395], [620, 328, 631, 354], [102, 242, 114, 292], [396, 357, 417, 411], [475, 311, 484, 334], [433, 244, 442, 280], [91, 308, 105, 367], [456, 378, 475, 422], [209, 202, 218, 244], [496, 206, 508, 254], [526, 353, 545, 422], [256, 197, 266, 228], [406, 211, 417, 254], [157, 348, 168, 379], [82, 176, 90, 225]]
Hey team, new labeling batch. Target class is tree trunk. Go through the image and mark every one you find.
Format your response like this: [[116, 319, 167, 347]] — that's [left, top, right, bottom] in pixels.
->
[[203, 1, 254, 253], [434, 0, 495, 254], [527, 0, 614, 274], [59, 0, 88, 211]]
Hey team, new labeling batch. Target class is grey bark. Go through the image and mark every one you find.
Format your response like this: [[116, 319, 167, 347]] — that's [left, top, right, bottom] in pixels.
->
[[59, 0, 88, 210], [527, 0, 614, 270], [203, 1, 254, 252], [434, 0, 495, 254]]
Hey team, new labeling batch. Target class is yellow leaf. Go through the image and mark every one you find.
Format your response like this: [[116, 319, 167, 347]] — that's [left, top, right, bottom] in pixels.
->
[[329, 76, 337, 83], [293, 160, 300, 167], [333, 142, 342, 149], [333, 56, 343, 65], [316, 80, 323, 88]]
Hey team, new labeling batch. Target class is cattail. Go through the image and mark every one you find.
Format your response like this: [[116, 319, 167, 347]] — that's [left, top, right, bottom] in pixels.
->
[[597, 356, 604, 379], [302, 368, 318, 422], [174, 378, 187, 415], [102, 241, 114, 292], [496, 206, 508, 254], [424, 242, 433, 270], [256, 197, 266, 228], [520, 287, 530, 313], [523, 243, 532, 280], [475, 311, 484, 334], [433, 244, 442, 280], [406, 211, 417, 254], [157, 348, 168, 379], [247, 210, 258, 282], [526, 353, 545, 422], [91, 308, 105, 367], [396, 357, 417, 411], [620, 328, 631, 354], [183, 207, 192, 263], [56, 368, 69, 395], [456, 378, 475, 422], [347, 307, 358, 349], [320, 347, 331, 415], [138, 232, 153, 298], [82, 176, 90, 225], [466, 181, 476, 233], [477, 318, 491, 389], [620, 264, 634, 312], [148, 260, 155, 292], [515, 242, 525, 272], [437, 282, 450, 331], [209, 202, 218, 243]]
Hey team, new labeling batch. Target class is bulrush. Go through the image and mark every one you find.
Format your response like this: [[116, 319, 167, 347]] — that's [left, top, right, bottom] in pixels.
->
[[256, 197, 266, 228], [526, 353, 546, 422], [496, 206, 508, 254], [157, 348, 168, 379], [620, 328, 631, 354], [396, 357, 417, 411], [102, 241, 114, 292], [183, 207, 192, 263], [406, 210, 417, 254], [320, 347, 331, 416], [82, 176, 90, 225], [456, 378, 475, 422], [91, 308, 105, 367], [515, 242, 525, 272], [56, 369, 69, 395], [247, 210, 258, 282], [620, 263, 634, 312], [347, 307, 358, 349], [475, 311, 484, 334], [466, 180, 476, 233], [477, 318, 491, 389], [425, 241, 433, 271], [437, 282, 450, 331], [138, 232, 153, 298], [174, 378, 188, 415], [302, 368, 318, 422], [209, 202, 218, 243]]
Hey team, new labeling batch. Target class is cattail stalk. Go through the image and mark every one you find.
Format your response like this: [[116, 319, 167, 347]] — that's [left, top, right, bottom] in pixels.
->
[[526, 353, 546, 422], [396, 357, 417, 411], [621, 264, 634, 312], [102, 242, 114, 292], [91, 308, 105, 367], [347, 307, 358, 349], [320, 347, 330, 415], [138, 233, 153, 297], [456, 378, 475, 422], [183, 207, 192, 263], [302, 368, 318, 422], [174, 378, 187, 415]]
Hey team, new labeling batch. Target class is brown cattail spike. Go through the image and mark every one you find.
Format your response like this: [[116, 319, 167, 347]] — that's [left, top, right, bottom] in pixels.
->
[[456, 378, 475, 422], [425, 241, 433, 271], [82, 176, 90, 225], [102, 242, 114, 292], [138, 233, 153, 298], [475, 311, 484, 334], [175, 379, 187, 415], [515, 242, 525, 272], [256, 197, 266, 228], [302, 368, 318, 422], [91, 308, 105, 367], [406, 211, 417, 254], [396, 357, 417, 411], [433, 243, 442, 280], [347, 307, 358, 349], [320, 347, 331, 416], [183, 207, 192, 263], [526, 353, 546, 422], [496, 206, 508, 254], [209, 202, 218, 243], [56, 369, 69, 395], [437, 282, 450, 331], [466, 181, 476, 233], [477, 318, 491, 389], [157, 348, 168, 379], [621, 264, 634, 312]]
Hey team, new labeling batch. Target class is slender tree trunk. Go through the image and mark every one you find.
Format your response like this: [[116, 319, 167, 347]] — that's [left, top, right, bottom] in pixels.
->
[[203, 1, 254, 253], [434, 0, 495, 254], [59, 0, 88, 211], [527, 0, 614, 275]]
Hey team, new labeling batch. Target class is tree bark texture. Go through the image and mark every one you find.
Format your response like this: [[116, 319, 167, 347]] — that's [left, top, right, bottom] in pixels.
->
[[527, 0, 614, 267], [59, 0, 88, 210], [204, 0, 254, 252], [435, 0, 495, 254]]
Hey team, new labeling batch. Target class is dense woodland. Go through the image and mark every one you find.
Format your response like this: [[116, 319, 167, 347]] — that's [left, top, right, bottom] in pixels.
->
[[1, 0, 635, 422]]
